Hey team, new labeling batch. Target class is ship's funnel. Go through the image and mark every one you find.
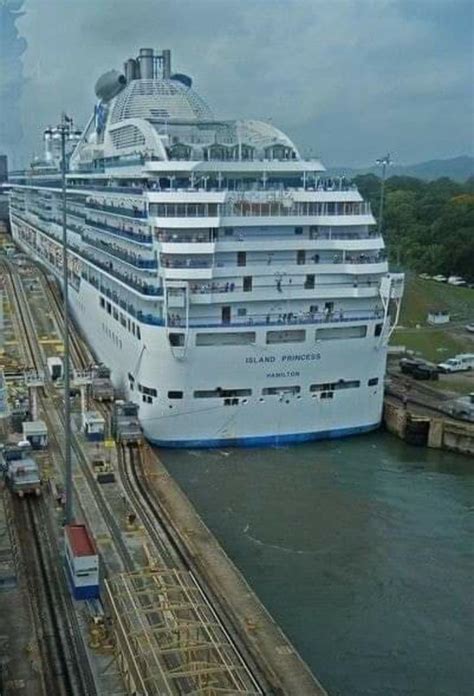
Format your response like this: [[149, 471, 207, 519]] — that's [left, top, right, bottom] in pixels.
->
[[95, 70, 126, 102], [124, 58, 138, 82], [138, 48, 154, 79], [162, 49, 171, 79]]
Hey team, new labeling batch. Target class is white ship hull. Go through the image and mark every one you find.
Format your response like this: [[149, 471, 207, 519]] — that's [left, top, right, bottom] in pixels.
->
[[12, 221, 386, 447]]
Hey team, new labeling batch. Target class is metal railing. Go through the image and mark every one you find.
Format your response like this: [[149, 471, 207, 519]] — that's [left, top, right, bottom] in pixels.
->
[[86, 200, 147, 218], [82, 235, 158, 269], [86, 218, 152, 244]]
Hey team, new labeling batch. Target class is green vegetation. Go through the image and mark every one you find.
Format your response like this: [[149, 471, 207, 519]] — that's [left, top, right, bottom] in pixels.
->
[[390, 275, 474, 362], [355, 174, 474, 281], [399, 276, 474, 326]]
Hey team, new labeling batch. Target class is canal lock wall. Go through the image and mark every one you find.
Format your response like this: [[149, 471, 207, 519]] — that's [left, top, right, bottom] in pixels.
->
[[383, 401, 474, 457]]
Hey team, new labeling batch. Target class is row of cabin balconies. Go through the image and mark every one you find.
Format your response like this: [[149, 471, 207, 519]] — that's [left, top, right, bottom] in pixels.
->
[[150, 213, 375, 230], [160, 262, 388, 282], [186, 281, 382, 304], [157, 237, 384, 255], [159, 249, 386, 272], [154, 225, 379, 243], [83, 272, 163, 326], [82, 234, 158, 270], [86, 199, 147, 219], [148, 200, 371, 218], [165, 307, 384, 330], [86, 217, 152, 245], [76, 248, 162, 296]]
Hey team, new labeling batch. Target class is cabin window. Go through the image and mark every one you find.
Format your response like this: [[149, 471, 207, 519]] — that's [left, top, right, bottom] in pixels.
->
[[375, 323, 383, 336], [368, 377, 379, 386], [310, 380, 360, 392], [194, 388, 252, 398], [266, 329, 305, 344], [168, 391, 183, 399], [262, 386, 301, 396], [169, 333, 184, 346], [315, 325, 367, 341], [196, 331, 255, 346]]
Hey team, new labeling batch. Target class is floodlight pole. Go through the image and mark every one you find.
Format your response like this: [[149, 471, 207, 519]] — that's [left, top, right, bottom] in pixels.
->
[[59, 114, 73, 525], [376, 153, 392, 235]]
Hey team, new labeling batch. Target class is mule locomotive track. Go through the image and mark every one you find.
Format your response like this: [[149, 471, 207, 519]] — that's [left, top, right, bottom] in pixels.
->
[[120, 441, 264, 693], [13, 497, 96, 696], [2, 256, 97, 695], [3, 254, 268, 694]]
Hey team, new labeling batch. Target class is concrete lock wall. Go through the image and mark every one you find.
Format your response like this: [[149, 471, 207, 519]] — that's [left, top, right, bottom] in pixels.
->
[[384, 402, 474, 458]]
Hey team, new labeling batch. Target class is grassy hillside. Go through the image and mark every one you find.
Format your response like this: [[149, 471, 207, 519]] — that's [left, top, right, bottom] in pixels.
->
[[391, 275, 474, 361], [399, 276, 474, 326]]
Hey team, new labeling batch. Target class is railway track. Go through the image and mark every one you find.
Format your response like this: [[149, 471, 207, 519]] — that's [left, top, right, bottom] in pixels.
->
[[13, 497, 96, 696], [120, 442, 264, 693], [2, 258, 97, 696], [5, 255, 266, 694]]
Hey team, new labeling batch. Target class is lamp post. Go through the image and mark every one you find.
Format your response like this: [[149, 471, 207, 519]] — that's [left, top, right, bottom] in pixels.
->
[[58, 113, 73, 525], [376, 153, 392, 235]]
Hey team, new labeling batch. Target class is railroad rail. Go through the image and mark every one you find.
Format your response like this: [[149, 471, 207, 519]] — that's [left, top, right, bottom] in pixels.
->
[[120, 442, 264, 693], [12, 496, 96, 696], [4, 254, 267, 694]]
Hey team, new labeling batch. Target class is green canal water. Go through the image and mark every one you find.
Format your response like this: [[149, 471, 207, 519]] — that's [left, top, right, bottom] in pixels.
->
[[158, 431, 473, 696]]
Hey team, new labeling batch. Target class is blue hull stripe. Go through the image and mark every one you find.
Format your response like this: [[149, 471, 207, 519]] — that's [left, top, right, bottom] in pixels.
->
[[148, 421, 380, 449]]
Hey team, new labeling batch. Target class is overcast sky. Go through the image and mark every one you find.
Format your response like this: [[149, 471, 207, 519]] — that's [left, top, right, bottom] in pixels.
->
[[8, 0, 474, 166]]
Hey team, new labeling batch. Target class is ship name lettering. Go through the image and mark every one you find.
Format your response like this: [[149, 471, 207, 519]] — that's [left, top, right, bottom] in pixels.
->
[[245, 356, 276, 364], [281, 353, 321, 362], [266, 371, 300, 379]]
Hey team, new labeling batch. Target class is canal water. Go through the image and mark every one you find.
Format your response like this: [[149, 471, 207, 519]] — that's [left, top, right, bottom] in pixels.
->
[[159, 431, 473, 696]]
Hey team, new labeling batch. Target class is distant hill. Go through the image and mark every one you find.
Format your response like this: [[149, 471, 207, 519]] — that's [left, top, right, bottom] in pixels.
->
[[328, 156, 474, 183]]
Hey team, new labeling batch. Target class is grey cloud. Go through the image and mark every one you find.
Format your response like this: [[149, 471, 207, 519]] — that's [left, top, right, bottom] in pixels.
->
[[12, 0, 474, 167]]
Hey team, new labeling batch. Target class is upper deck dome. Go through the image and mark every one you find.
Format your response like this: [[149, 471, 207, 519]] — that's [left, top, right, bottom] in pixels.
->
[[110, 78, 214, 125]]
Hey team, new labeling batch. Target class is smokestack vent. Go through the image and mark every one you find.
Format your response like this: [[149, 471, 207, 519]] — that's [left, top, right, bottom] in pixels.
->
[[138, 48, 154, 79], [162, 49, 171, 79]]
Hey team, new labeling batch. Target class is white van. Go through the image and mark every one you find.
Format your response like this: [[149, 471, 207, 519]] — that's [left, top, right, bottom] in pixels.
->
[[438, 354, 474, 373]]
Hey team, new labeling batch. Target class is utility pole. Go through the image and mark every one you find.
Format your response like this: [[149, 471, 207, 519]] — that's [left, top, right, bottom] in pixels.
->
[[376, 153, 392, 235], [59, 113, 73, 525]]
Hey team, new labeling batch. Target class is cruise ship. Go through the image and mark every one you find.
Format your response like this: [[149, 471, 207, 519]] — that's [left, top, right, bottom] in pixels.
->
[[8, 47, 404, 447]]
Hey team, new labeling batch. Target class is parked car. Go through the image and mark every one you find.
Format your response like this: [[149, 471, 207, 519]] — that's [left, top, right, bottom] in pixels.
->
[[399, 358, 424, 375], [412, 364, 439, 381], [448, 393, 474, 422]]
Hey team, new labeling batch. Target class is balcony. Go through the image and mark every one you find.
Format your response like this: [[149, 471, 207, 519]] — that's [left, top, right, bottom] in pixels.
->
[[86, 200, 147, 219], [149, 200, 371, 219], [86, 218, 153, 245], [189, 280, 380, 303], [158, 253, 387, 280], [82, 235, 158, 270], [166, 308, 384, 330], [79, 249, 162, 296]]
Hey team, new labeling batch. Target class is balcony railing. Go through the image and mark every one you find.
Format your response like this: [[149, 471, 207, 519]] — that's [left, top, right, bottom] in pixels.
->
[[189, 278, 379, 295], [161, 253, 386, 270], [156, 230, 381, 243], [150, 201, 372, 219], [79, 249, 162, 296], [82, 235, 158, 269], [166, 308, 384, 329], [86, 200, 147, 219], [86, 218, 152, 245]]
